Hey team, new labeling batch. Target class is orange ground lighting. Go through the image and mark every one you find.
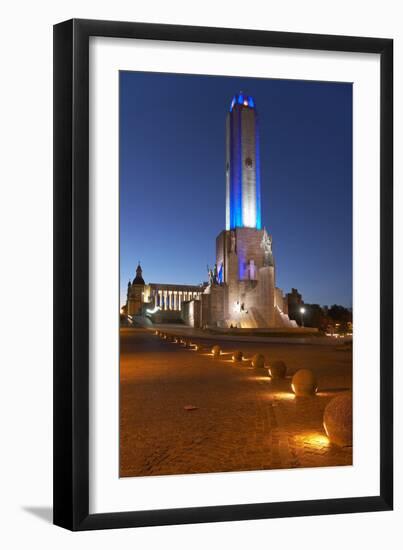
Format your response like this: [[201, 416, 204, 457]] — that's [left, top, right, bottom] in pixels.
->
[[294, 432, 330, 448]]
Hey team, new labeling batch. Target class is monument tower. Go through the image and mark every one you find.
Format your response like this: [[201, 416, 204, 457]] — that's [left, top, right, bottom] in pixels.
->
[[125, 93, 296, 329], [226, 92, 261, 231], [203, 93, 295, 328]]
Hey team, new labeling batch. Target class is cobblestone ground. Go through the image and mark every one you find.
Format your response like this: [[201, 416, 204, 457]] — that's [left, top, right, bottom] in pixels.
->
[[120, 328, 352, 477]]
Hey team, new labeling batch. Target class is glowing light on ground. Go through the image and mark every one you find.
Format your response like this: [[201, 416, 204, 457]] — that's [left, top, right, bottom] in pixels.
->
[[294, 432, 330, 448], [271, 392, 296, 401], [254, 375, 271, 382]]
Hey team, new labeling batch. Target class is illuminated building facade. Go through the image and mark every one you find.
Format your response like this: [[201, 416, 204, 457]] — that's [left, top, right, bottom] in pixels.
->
[[126, 263, 206, 320]]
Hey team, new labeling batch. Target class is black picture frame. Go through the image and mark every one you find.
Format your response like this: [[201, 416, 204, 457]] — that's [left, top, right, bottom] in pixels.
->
[[53, 18, 393, 531]]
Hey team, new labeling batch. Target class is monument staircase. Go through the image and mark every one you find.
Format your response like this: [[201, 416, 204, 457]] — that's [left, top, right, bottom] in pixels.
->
[[274, 306, 298, 328]]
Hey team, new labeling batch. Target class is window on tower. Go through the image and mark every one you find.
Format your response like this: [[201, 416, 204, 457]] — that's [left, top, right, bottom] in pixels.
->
[[245, 157, 253, 168]]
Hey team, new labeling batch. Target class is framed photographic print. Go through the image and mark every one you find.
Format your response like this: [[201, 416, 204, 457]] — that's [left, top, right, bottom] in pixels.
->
[[53, 19, 393, 530]]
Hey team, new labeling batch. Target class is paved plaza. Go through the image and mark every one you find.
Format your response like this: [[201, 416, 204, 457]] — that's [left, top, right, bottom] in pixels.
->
[[120, 328, 352, 478]]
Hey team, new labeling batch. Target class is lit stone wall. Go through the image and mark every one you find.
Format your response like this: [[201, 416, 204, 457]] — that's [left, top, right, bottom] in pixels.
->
[[181, 299, 202, 328], [257, 266, 276, 326], [233, 227, 265, 280], [209, 227, 295, 328], [216, 230, 227, 284], [212, 226, 276, 327], [127, 284, 144, 315], [151, 310, 182, 324], [274, 287, 287, 312], [201, 285, 225, 327], [226, 244, 239, 320]]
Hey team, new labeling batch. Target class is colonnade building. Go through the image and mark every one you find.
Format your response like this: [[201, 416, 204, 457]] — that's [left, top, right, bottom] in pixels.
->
[[126, 266, 206, 318]]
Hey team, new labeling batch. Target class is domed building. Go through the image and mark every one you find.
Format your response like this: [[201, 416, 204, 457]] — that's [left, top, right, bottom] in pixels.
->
[[126, 263, 145, 316]]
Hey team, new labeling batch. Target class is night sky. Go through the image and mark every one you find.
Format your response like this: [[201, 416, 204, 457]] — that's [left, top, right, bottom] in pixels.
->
[[120, 71, 352, 308]]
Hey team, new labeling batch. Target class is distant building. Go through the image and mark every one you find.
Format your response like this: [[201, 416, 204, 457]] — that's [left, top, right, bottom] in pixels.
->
[[126, 263, 145, 316], [287, 288, 304, 309], [126, 263, 207, 324]]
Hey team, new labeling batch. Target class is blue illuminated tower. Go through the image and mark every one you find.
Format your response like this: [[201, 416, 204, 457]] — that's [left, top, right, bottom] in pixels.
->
[[209, 93, 293, 328], [225, 92, 262, 230]]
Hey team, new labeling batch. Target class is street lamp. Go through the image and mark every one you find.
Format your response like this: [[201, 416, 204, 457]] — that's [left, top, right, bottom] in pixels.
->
[[300, 307, 306, 327]]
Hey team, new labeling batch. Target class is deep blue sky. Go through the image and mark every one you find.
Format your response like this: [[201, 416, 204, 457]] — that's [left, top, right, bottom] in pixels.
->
[[120, 71, 352, 308]]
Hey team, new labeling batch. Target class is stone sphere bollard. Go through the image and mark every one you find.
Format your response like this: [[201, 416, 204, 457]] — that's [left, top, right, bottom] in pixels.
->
[[211, 345, 221, 357], [323, 393, 352, 447], [268, 360, 287, 379], [291, 369, 317, 396], [251, 353, 265, 369], [195, 343, 204, 351], [232, 350, 243, 362]]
